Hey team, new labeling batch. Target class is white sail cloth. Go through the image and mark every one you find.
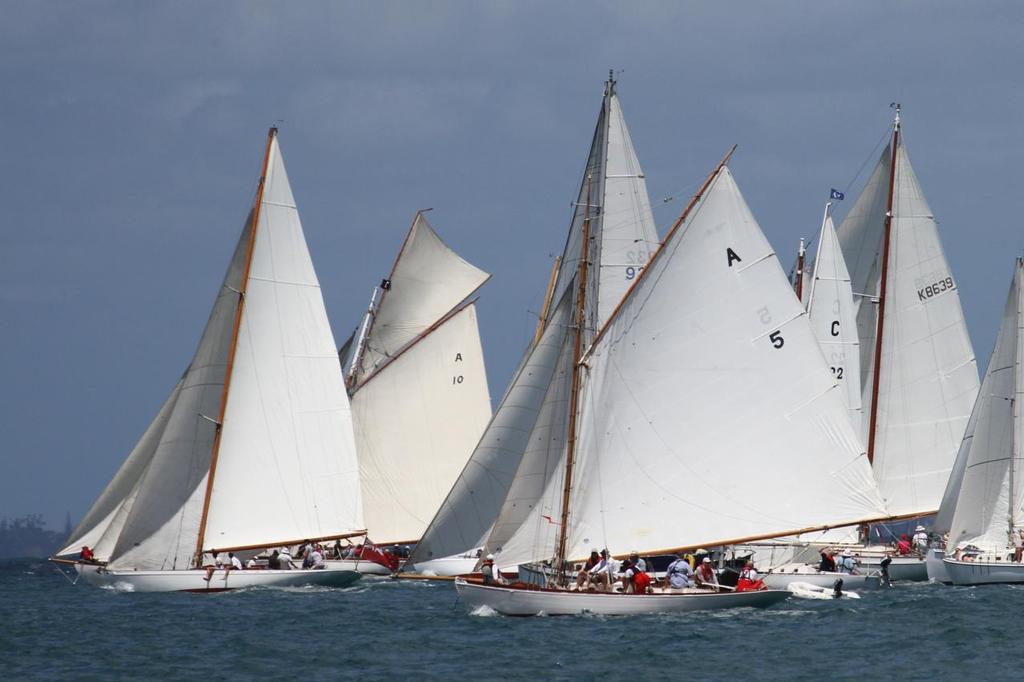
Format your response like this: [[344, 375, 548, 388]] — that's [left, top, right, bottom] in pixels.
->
[[406, 289, 576, 565], [492, 167, 888, 567], [351, 303, 491, 543], [355, 213, 488, 383], [67, 133, 364, 570], [838, 141, 979, 516], [807, 216, 863, 435], [943, 260, 1024, 551]]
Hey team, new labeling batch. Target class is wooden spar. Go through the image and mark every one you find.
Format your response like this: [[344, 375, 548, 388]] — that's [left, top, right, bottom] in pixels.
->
[[1012, 259, 1023, 532], [351, 296, 484, 393], [534, 256, 562, 346], [794, 241, 805, 301], [347, 211, 422, 388], [582, 145, 736, 362], [866, 110, 901, 465], [593, 509, 936, 563], [204, 529, 368, 555], [193, 127, 277, 567], [555, 174, 593, 582]]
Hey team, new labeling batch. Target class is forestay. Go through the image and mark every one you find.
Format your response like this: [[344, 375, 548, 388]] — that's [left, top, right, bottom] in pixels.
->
[[351, 303, 491, 544], [838, 139, 979, 516], [943, 260, 1024, 551], [492, 167, 888, 567], [806, 215, 862, 435]]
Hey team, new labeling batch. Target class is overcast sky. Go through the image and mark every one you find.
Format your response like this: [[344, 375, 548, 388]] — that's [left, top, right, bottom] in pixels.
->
[[3, 2, 1022, 529]]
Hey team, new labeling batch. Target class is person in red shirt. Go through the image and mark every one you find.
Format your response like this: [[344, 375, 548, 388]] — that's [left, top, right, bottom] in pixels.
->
[[896, 534, 912, 556], [80, 546, 95, 563]]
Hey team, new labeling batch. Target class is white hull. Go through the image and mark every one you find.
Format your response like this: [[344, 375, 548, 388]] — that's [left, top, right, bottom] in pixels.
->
[[762, 567, 878, 590], [856, 555, 928, 582], [944, 558, 1024, 586], [324, 559, 391, 575], [925, 549, 951, 584], [76, 563, 361, 592], [409, 556, 479, 577], [454, 579, 788, 616], [787, 581, 860, 600]]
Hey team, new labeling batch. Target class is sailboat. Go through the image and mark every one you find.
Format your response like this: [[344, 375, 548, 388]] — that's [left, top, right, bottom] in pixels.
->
[[52, 128, 366, 592], [332, 211, 492, 575], [749, 107, 980, 583], [454, 139, 903, 615], [938, 259, 1024, 585], [406, 73, 661, 577]]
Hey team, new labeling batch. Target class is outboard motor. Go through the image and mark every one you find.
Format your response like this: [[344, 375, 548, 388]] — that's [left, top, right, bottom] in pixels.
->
[[832, 578, 844, 599]]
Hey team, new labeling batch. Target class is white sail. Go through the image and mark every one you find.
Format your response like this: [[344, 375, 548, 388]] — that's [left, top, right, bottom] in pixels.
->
[[596, 90, 660, 324], [838, 138, 979, 516], [57, 377, 184, 557], [351, 303, 491, 544], [945, 260, 1024, 551], [83, 131, 362, 570], [549, 77, 660, 334], [354, 213, 488, 383], [494, 166, 888, 567], [807, 215, 862, 434], [202, 135, 363, 550], [407, 289, 576, 565]]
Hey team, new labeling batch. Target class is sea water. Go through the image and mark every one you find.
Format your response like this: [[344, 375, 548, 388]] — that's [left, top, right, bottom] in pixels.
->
[[1, 559, 1014, 680]]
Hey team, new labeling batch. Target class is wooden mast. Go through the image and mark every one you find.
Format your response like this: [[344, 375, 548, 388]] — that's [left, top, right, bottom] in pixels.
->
[[534, 256, 562, 346], [193, 127, 276, 566], [794, 239, 806, 301], [866, 106, 901, 465], [555, 172, 592, 583]]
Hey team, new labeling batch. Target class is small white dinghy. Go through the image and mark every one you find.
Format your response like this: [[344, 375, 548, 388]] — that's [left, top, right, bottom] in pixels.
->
[[787, 581, 860, 600], [761, 564, 879, 590], [454, 579, 789, 616]]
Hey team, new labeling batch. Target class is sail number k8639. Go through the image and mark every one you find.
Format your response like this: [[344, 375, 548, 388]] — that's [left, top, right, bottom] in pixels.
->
[[917, 276, 956, 302]]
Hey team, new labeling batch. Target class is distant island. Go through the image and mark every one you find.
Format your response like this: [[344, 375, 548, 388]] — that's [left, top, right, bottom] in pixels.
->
[[0, 514, 69, 560]]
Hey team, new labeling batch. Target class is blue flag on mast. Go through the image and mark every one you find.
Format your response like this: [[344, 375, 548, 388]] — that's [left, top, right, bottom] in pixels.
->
[[829, 188, 845, 201]]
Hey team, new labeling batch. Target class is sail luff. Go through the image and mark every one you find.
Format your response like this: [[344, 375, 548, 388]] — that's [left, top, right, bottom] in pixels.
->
[[192, 126, 276, 565], [1013, 260, 1024, 530], [583, 145, 736, 362], [866, 114, 900, 466]]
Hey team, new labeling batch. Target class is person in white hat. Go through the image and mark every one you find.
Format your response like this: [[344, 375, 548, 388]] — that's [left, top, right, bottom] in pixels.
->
[[695, 556, 719, 590], [481, 552, 500, 585], [836, 549, 857, 575], [912, 525, 929, 554]]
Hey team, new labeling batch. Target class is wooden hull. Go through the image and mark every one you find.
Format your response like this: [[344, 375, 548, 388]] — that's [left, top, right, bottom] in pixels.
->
[[944, 558, 1024, 585], [75, 563, 361, 592], [454, 579, 789, 616]]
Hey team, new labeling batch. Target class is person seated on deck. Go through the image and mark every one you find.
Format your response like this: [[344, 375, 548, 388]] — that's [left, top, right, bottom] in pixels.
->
[[202, 550, 221, 581], [587, 550, 616, 591], [836, 550, 858, 574], [818, 549, 836, 573], [267, 550, 281, 570], [1012, 529, 1024, 562], [575, 549, 601, 590], [481, 553, 502, 585], [912, 525, 929, 554], [79, 546, 96, 563], [279, 547, 296, 570], [664, 553, 694, 591], [896, 534, 912, 556], [695, 557, 719, 590], [619, 557, 651, 594], [309, 546, 325, 569], [227, 552, 243, 571], [736, 561, 764, 592]]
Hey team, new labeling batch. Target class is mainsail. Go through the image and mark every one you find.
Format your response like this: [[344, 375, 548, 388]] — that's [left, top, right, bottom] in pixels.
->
[[942, 259, 1024, 551], [806, 212, 862, 435], [491, 162, 889, 568], [837, 109, 979, 517], [62, 129, 365, 570], [346, 214, 492, 544], [407, 74, 659, 566]]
